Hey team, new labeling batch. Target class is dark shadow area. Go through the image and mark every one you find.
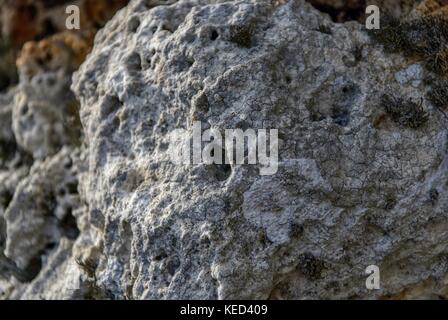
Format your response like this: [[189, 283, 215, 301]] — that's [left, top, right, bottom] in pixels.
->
[[306, 0, 367, 23]]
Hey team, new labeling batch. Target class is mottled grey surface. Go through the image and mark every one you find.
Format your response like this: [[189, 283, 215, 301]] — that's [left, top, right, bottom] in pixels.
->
[[1, 0, 448, 299]]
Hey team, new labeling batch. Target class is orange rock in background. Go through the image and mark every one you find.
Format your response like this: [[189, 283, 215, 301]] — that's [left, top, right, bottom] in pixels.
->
[[416, 0, 448, 16], [0, 0, 129, 159], [7, 0, 128, 84], [0, 0, 128, 76], [1, 0, 128, 48], [82, 0, 129, 29], [16, 31, 91, 79]]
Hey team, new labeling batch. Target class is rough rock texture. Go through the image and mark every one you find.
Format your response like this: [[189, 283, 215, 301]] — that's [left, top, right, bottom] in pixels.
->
[[2, 0, 448, 299], [70, 0, 448, 299]]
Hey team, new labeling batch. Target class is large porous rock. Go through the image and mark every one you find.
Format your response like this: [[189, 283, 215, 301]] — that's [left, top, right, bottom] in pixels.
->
[[71, 0, 448, 299]]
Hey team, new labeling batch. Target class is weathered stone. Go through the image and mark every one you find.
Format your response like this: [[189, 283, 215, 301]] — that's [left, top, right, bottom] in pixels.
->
[[2, 0, 448, 300], [68, 0, 448, 299]]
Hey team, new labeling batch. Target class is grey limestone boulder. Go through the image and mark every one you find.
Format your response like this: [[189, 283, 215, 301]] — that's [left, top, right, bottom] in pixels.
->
[[2, 0, 448, 300], [70, 0, 448, 299]]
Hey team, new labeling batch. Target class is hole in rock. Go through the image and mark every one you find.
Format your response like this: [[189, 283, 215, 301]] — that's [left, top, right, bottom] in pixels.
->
[[210, 30, 219, 41], [125, 52, 143, 72], [66, 181, 78, 194], [0, 138, 19, 166], [161, 24, 173, 33], [0, 216, 6, 247], [60, 208, 80, 240], [212, 163, 232, 181], [19, 256, 42, 283], [128, 16, 141, 33], [100, 95, 122, 118]]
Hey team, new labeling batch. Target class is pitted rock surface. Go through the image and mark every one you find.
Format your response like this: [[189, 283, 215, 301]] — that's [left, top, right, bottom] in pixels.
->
[[1, 0, 448, 299]]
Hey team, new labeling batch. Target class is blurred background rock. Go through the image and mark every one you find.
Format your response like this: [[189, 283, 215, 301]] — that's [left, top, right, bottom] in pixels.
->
[[0, 0, 128, 298]]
